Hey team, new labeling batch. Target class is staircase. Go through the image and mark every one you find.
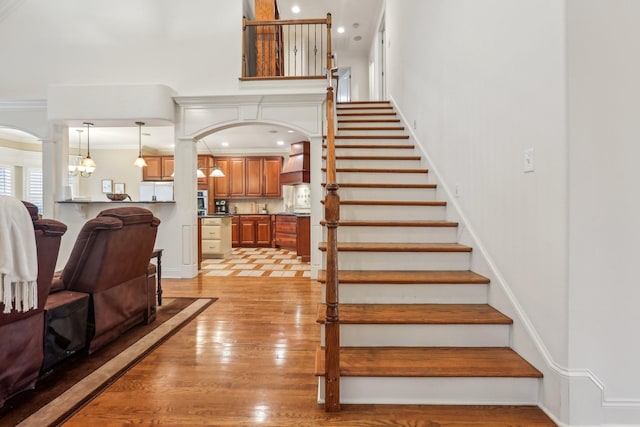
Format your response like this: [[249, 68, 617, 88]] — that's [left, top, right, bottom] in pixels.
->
[[316, 101, 544, 407]]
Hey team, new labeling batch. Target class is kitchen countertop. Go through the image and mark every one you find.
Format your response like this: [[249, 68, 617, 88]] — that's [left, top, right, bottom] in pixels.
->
[[200, 212, 310, 217]]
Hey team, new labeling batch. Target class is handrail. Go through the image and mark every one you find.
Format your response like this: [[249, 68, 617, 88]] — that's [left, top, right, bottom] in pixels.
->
[[242, 13, 332, 79], [323, 75, 340, 412]]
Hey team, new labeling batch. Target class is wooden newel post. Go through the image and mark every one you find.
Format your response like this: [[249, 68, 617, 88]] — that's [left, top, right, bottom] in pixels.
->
[[324, 182, 340, 412]]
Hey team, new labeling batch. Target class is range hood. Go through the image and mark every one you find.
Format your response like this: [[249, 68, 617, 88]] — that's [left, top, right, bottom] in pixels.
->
[[280, 141, 310, 185]]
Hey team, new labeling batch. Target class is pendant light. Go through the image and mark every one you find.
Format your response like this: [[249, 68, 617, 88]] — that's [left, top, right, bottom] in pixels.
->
[[201, 139, 225, 177], [133, 121, 148, 167], [80, 122, 96, 174], [68, 129, 89, 176]]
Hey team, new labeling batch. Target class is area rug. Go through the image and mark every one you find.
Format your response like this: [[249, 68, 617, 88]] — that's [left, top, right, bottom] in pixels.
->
[[203, 247, 311, 277], [0, 297, 216, 427]]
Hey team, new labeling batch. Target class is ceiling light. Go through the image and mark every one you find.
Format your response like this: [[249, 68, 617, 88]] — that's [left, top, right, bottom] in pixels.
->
[[197, 169, 206, 178], [80, 122, 96, 175], [133, 121, 148, 168], [352, 23, 360, 29], [291, 5, 300, 14], [337, 27, 345, 34], [69, 129, 90, 177], [353, 35, 362, 41], [277, 140, 284, 146], [221, 141, 229, 147], [287, 130, 294, 134]]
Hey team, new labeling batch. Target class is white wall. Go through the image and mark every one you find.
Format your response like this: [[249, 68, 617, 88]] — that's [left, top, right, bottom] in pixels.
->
[[0, 0, 243, 99], [383, 0, 570, 422], [76, 148, 143, 201], [567, 0, 640, 424]]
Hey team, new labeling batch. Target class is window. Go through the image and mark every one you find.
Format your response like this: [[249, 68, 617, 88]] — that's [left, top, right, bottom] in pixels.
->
[[25, 167, 43, 212], [0, 166, 13, 196]]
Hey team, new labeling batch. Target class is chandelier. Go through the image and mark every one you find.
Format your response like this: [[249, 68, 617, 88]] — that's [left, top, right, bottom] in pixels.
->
[[68, 128, 94, 177]]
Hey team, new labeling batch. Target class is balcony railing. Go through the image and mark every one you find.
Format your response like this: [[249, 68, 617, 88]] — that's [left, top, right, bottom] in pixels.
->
[[242, 13, 332, 79]]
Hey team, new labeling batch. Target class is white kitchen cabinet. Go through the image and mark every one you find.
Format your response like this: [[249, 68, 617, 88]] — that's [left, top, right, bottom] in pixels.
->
[[201, 216, 232, 258]]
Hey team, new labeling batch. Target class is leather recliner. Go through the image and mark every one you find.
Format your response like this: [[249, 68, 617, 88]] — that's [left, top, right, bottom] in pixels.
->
[[0, 201, 67, 408], [52, 207, 160, 354]]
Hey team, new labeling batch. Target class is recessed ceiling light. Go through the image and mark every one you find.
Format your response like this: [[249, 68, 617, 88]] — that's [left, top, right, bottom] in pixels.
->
[[291, 5, 300, 14], [337, 27, 345, 34], [170, 143, 175, 148], [221, 141, 229, 147], [277, 140, 285, 146], [269, 130, 278, 134], [353, 35, 362, 41], [352, 23, 360, 29], [287, 130, 294, 133]]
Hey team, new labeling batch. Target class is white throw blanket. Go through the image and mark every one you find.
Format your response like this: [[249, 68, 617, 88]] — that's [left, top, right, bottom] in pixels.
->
[[0, 196, 38, 313]]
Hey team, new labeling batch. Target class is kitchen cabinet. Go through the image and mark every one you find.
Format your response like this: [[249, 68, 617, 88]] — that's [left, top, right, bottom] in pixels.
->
[[231, 215, 239, 245], [201, 216, 232, 258], [233, 215, 271, 247], [213, 156, 282, 199], [142, 155, 174, 181], [274, 214, 310, 262]]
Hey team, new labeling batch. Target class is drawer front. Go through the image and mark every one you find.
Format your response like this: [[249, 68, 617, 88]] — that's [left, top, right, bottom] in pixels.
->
[[202, 225, 221, 239], [275, 221, 297, 234], [276, 234, 297, 250], [202, 240, 222, 254], [202, 217, 223, 226]]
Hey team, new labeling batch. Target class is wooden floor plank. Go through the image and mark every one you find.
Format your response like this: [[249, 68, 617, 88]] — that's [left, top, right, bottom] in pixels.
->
[[315, 347, 543, 378], [316, 303, 513, 325]]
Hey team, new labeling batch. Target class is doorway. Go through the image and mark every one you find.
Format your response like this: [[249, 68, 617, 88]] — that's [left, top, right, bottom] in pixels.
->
[[336, 67, 351, 103]]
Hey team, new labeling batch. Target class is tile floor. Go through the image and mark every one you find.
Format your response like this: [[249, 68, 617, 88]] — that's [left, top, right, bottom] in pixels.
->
[[201, 247, 311, 278]]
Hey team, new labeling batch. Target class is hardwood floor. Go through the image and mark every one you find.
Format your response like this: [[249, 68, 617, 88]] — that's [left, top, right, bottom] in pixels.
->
[[62, 274, 556, 426]]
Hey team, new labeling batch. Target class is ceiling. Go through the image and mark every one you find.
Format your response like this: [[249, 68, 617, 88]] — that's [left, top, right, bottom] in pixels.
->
[[0, 0, 382, 154]]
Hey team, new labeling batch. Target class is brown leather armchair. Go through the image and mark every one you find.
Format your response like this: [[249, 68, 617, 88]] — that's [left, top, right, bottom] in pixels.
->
[[53, 207, 160, 354], [0, 201, 67, 408]]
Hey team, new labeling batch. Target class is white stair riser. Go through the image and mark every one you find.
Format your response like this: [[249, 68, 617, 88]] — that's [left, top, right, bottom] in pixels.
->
[[328, 251, 471, 271], [322, 283, 488, 304], [335, 186, 437, 201], [332, 172, 429, 185], [339, 205, 447, 221], [336, 109, 396, 115], [333, 158, 423, 169], [337, 129, 406, 136], [317, 377, 540, 405], [330, 147, 416, 156], [336, 226, 457, 243], [338, 121, 402, 128], [333, 138, 412, 146], [319, 324, 510, 347]]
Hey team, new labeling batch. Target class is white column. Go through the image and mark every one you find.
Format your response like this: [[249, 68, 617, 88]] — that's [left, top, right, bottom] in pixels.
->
[[44, 123, 68, 218], [171, 135, 199, 278]]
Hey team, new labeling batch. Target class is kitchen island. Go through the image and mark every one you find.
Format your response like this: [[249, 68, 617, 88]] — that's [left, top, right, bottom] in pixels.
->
[[200, 215, 233, 260]]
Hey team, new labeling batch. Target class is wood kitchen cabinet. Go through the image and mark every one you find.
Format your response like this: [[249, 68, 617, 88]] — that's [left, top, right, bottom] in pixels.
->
[[142, 155, 174, 181], [234, 215, 272, 247], [213, 156, 282, 199], [274, 214, 310, 261], [197, 155, 213, 191]]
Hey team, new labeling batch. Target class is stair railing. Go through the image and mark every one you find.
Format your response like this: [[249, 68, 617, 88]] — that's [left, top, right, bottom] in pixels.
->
[[323, 21, 340, 409], [242, 13, 332, 79]]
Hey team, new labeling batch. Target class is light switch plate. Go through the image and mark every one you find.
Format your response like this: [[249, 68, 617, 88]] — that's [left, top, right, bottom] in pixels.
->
[[523, 148, 535, 173]]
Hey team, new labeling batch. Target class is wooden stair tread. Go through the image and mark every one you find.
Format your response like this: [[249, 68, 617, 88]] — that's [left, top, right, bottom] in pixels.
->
[[322, 167, 428, 174], [319, 220, 457, 227], [316, 303, 513, 325], [318, 242, 472, 252], [317, 270, 490, 284], [324, 144, 415, 149], [321, 183, 437, 189], [337, 112, 397, 116], [337, 101, 391, 105], [335, 134, 409, 139], [338, 200, 446, 206], [314, 347, 543, 378]]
